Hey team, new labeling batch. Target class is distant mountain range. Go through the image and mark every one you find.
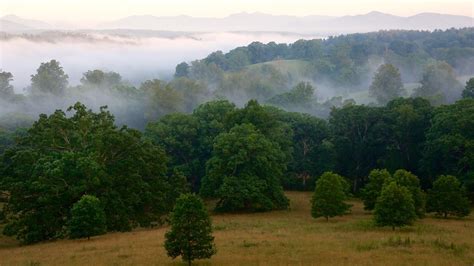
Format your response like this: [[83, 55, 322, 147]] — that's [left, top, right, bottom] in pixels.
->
[[1, 12, 473, 34]]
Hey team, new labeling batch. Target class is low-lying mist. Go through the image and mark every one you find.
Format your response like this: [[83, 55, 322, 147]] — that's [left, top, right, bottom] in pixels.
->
[[1, 31, 322, 91]]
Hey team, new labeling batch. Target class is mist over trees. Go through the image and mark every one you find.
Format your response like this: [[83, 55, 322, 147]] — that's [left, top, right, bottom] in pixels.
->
[[0, 27, 473, 245]]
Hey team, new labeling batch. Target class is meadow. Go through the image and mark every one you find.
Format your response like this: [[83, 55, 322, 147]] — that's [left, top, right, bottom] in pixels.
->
[[0, 192, 473, 265]]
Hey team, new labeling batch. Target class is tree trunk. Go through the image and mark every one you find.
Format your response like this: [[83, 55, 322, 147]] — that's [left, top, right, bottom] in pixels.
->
[[326, 216, 329, 222], [392, 226, 395, 231], [88, 236, 90, 240], [188, 259, 191, 266], [444, 212, 448, 218]]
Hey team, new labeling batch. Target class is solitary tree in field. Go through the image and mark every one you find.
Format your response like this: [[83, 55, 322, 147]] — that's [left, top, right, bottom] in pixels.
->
[[69, 195, 106, 240], [311, 172, 351, 221], [369, 64, 404, 105], [361, 169, 392, 211], [165, 194, 216, 266], [393, 169, 425, 217], [427, 175, 471, 218], [374, 182, 416, 230]]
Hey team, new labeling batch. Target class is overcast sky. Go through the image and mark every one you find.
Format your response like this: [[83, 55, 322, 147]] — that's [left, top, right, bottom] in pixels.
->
[[0, 0, 473, 26]]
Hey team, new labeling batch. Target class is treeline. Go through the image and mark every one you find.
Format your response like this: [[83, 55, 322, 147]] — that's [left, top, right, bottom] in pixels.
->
[[179, 28, 474, 88], [2, 93, 474, 243]]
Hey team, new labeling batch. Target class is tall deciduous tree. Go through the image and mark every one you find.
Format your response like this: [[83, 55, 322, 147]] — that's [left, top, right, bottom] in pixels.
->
[[369, 64, 404, 105], [69, 195, 106, 240], [427, 175, 471, 218], [311, 172, 351, 221], [374, 182, 416, 230], [165, 194, 216, 266], [30, 60, 69, 95], [200, 124, 289, 212]]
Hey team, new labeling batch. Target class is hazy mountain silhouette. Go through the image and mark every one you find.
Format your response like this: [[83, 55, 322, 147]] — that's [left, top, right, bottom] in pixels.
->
[[99, 11, 473, 33], [1, 12, 472, 34]]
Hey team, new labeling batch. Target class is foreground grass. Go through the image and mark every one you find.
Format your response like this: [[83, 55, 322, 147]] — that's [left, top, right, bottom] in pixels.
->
[[0, 192, 473, 265]]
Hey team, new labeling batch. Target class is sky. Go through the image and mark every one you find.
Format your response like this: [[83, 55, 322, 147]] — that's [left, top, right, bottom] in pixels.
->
[[0, 0, 473, 26]]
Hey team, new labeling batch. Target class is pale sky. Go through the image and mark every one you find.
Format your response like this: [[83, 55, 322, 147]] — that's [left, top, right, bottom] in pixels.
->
[[1, 0, 473, 25]]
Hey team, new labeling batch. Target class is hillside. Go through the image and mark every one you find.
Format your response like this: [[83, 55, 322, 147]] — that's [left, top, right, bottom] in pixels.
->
[[1, 192, 473, 265]]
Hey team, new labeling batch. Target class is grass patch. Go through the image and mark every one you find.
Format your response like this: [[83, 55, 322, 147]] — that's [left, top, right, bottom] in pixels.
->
[[431, 238, 468, 256], [0, 192, 473, 265]]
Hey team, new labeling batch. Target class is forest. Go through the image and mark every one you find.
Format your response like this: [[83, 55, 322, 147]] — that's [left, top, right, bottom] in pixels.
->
[[0, 27, 473, 264]]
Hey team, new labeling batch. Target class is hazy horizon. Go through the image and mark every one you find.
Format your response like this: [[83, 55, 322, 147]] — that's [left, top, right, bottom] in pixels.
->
[[1, 0, 472, 27]]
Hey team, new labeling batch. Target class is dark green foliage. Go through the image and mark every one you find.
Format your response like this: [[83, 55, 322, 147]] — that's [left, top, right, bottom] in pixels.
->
[[361, 169, 391, 210], [311, 172, 351, 220], [165, 194, 216, 265], [280, 112, 335, 190], [145, 113, 200, 190], [369, 64, 404, 105], [30, 59, 69, 95], [421, 99, 474, 194], [427, 175, 471, 218], [200, 124, 289, 212], [1, 103, 184, 244], [374, 182, 417, 230], [69, 195, 106, 239], [383, 98, 432, 178], [462, 77, 474, 99], [329, 104, 388, 192], [393, 169, 425, 217]]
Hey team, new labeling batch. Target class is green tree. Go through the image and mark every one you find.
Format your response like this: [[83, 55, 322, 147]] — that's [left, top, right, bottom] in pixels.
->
[[427, 175, 471, 218], [311, 172, 351, 221], [80, 69, 122, 88], [200, 124, 289, 212], [369, 64, 404, 105], [280, 112, 334, 190], [0, 71, 14, 98], [174, 62, 190, 78], [68, 195, 106, 240], [383, 98, 432, 177], [421, 99, 474, 194], [413, 61, 463, 105], [374, 182, 416, 230], [145, 113, 200, 190], [392, 169, 425, 217], [30, 59, 69, 95], [140, 79, 185, 121], [329, 104, 388, 192], [165, 194, 216, 266], [462, 77, 474, 99], [361, 169, 392, 211], [1, 103, 184, 244]]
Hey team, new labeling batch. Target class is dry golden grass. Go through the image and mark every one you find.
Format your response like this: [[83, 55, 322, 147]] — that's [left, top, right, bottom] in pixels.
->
[[1, 191, 473, 265]]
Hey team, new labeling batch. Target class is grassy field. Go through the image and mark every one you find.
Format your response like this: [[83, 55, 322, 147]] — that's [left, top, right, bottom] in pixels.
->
[[0, 192, 473, 265]]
